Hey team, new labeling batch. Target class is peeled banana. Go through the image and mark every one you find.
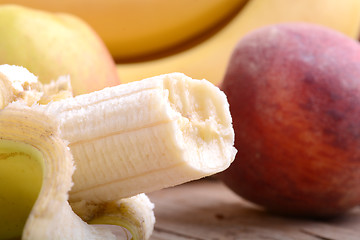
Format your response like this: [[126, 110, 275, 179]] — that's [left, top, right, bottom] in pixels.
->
[[40, 72, 236, 202], [0, 65, 155, 240], [0, 65, 236, 239]]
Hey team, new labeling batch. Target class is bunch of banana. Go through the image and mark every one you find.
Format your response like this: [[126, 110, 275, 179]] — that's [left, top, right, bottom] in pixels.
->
[[116, 0, 360, 85], [2, 0, 360, 87], [3, 0, 360, 86], [0, 0, 247, 60], [0, 65, 236, 239]]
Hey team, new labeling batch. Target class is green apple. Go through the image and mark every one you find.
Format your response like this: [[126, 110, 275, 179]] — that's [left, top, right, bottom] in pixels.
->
[[0, 4, 120, 95]]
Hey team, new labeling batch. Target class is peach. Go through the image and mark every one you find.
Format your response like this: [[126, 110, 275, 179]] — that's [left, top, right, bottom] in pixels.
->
[[218, 23, 360, 218]]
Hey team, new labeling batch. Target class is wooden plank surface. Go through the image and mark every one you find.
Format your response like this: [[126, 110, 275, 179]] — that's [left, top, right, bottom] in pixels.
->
[[147, 179, 360, 240]]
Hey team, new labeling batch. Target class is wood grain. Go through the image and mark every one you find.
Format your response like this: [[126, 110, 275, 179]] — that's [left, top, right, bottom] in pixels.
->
[[148, 179, 360, 240]]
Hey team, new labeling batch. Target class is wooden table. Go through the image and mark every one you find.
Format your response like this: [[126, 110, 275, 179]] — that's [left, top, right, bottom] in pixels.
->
[[148, 179, 360, 240]]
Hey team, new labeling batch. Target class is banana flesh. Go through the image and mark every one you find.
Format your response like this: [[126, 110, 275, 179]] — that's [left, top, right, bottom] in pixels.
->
[[41, 72, 236, 202], [0, 65, 42, 108], [0, 64, 73, 108], [0, 65, 236, 239]]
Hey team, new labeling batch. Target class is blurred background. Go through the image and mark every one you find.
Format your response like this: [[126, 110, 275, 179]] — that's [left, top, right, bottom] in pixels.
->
[[0, 0, 359, 89]]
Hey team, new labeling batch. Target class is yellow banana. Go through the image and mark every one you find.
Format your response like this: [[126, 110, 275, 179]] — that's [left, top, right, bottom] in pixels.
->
[[0, 0, 248, 60], [116, 0, 360, 86], [0, 65, 236, 239]]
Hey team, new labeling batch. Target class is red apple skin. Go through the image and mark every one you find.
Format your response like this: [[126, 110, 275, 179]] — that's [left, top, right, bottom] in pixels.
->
[[218, 23, 360, 218]]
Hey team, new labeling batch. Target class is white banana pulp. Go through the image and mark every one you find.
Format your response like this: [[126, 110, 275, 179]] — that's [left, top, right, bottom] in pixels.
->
[[41, 72, 236, 202]]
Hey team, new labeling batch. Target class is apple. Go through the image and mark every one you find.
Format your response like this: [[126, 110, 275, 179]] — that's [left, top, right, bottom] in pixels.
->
[[0, 5, 120, 95], [218, 23, 360, 218]]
